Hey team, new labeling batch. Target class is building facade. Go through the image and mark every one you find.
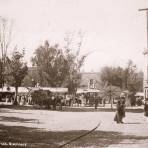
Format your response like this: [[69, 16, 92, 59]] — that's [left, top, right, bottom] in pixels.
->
[[79, 72, 100, 89]]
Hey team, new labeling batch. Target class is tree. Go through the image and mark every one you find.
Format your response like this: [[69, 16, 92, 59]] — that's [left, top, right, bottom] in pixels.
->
[[22, 66, 39, 87], [100, 60, 143, 106], [32, 41, 70, 87], [64, 30, 87, 94], [124, 60, 137, 91], [64, 48, 86, 94], [100, 60, 143, 92], [100, 85, 121, 109], [0, 17, 13, 87], [100, 66, 124, 88], [31, 30, 88, 93], [8, 51, 28, 104]]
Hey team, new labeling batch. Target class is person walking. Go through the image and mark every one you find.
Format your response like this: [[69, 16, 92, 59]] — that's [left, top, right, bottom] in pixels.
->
[[102, 97, 106, 107], [94, 94, 99, 109], [94, 96, 98, 109], [114, 97, 125, 123], [51, 95, 56, 110], [144, 99, 148, 122]]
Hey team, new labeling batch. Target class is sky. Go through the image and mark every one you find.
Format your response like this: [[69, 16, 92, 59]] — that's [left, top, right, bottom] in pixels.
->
[[0, 0, 148, 72]]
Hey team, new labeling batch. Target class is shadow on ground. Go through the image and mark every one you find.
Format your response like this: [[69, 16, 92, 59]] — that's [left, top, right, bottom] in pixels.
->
[[0, 105, 36, 110], [0, 124, 148, 148], [123, 122, 141, 124], [0, 116, 37, 123], [0, 104, 144, 113]]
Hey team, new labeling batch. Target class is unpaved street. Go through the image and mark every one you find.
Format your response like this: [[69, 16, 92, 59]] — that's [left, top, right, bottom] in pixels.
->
[[0, 108, 148, 147]]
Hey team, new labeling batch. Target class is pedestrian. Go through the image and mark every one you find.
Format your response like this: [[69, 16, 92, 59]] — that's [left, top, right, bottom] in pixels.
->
[[121, 97, 126, 118], [144, 99, 148, 122], [60, 95, 64, 110], [102, 97, 106, 107], [51, 94, 56, 110], [114, 97, 125, 123], [94, 94, 99, 109]]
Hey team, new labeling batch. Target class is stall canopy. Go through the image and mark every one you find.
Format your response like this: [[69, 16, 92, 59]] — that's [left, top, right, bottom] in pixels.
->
[[1, 86, 68, 94], [0, 87, 29, 93], [0, 87, 29, 95], [28, 87, 68, 93], [135, 92, 144, 97], [41, 87, 68, 93], [77, 88, 100, 94]]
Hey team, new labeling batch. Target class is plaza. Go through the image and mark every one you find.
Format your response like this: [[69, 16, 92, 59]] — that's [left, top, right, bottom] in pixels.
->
[[0, 106, 148, 148]]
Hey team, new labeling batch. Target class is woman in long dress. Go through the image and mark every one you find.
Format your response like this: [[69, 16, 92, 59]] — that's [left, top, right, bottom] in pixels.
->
[[114, 97, 125, 123], [144, 100, 148, 122]]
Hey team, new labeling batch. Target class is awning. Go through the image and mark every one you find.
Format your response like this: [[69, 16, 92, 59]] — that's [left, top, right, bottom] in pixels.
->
[[77, 88, 100, 94], [0, 87, 29, 94], [135, 92, 144, 97], [44, 87, 68, 93], [32, 87, 68, 93]]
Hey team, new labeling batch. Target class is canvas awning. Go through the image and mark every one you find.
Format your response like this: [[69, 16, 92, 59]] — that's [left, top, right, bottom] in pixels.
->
[[38, 87, 68, 93], [29, 87, 68, 93], [0, 87, 29, 94], [135, 92, 144, 97], [77, 88, 100, 94]]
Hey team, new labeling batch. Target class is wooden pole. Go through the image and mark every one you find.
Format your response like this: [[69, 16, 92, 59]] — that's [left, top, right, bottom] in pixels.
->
[[139, 8, 148, 48], [139, 8, 148, 99], [146, 11, 148, 48]]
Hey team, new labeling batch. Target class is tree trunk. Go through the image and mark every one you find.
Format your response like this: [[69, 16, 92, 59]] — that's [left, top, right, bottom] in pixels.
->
[[110, 94, 113, 110], [14, 86, 18, 105]]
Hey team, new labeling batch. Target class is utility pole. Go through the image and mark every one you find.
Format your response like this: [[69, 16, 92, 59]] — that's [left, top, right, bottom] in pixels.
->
[[109, 84, 113, 110], [139, 8, 148, 48], [139, 8, 148, 100]]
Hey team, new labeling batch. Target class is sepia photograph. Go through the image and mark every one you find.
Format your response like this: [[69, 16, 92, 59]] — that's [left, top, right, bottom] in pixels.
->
[[0, 0, 148, 147]]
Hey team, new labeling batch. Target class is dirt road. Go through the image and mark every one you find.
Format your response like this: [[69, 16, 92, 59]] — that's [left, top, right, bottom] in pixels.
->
[[0, 108, 148, 147]]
